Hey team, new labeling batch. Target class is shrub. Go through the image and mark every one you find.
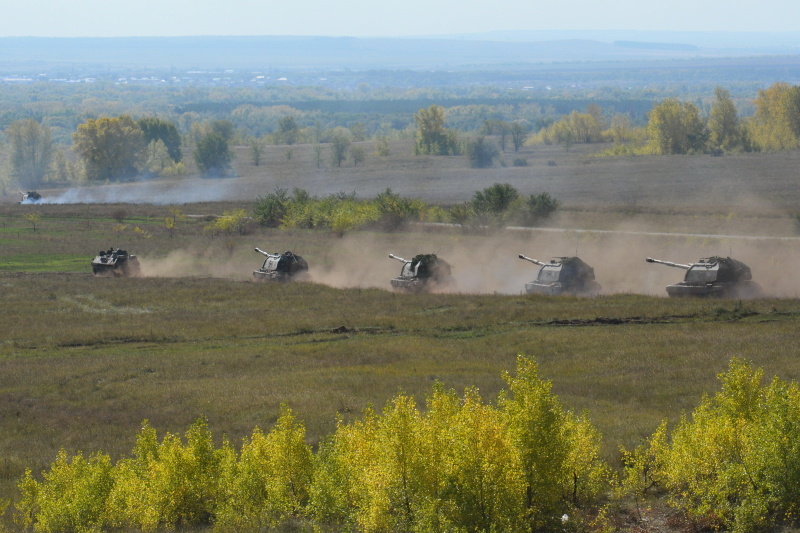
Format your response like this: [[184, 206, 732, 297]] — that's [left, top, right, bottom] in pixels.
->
[[253, 188, 290, 227], [464, 136, 499, 168], [499, 356, 610, 531], [161, 161, 187, 177], [374, 188, 424, 231], [448, 202, 473, 229], [627, 358, 800, 533], [216, 406, 313, 530], [310, 356, 609, 533], [14, 359, 609, 533], [205, 209, 252, 236], [471, 183, 520, 227], [103, 419, 222, 531], [519, 192, 560, 226], [16, 451, 113, 533]]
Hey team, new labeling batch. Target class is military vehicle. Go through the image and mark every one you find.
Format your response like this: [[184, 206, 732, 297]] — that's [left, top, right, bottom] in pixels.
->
[[253, 248, 309, 281], [518, 254, 601, 295], [20, 191, 42, 204], [389, 253, 453, 292], [91, 248, 140, 277], [645, 256, 761, 298]]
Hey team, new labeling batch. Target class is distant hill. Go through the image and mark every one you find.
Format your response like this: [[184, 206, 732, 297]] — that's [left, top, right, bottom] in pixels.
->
[[431, 30, 800, 51], [1, 32, 798, 73]]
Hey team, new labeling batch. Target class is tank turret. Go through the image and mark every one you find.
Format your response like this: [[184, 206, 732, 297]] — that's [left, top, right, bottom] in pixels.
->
[[646, 256, 760, 298], [389, 253, 453, 292], [253, 248, 309, 282], [518, 254, 600, 295], [91, 248, 140, 277]]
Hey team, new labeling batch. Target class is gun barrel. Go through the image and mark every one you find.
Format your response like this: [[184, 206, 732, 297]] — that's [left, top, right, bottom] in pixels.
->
[[645, 257, 691, 270], [255, 247, 270, 257], [518, 254, 546, 266], [389, 253, 407, 263]]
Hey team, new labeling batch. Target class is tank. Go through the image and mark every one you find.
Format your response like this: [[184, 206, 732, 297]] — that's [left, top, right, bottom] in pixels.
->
[[645, 256, 761, 298], [253, 248, 309, 282], [389, 253, 453, 292], [20, 191, 42, 204], [518, 254, 601, 295], [91, 248, 140, 277]]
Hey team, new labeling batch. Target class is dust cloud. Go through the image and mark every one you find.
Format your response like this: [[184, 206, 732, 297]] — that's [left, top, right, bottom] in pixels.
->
[[133, 225, 800, 299], [139, 246, 253, 280]]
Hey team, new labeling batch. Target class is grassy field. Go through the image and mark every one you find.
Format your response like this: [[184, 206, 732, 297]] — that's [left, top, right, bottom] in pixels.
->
[[2, 143, 800, 529], [7, 138, 800, 213]]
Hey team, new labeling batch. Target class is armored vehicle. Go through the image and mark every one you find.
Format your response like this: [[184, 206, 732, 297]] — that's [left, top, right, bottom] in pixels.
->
[[253, 248, 309, 282], [389, 253, 453, 292], [91, 248, 140, 277], [518, 254, 601, 295], [20, 191, 42, 204], [645, 256, 761, 298]]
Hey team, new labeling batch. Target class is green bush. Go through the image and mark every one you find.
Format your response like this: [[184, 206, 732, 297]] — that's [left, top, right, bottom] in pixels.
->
[[471, 183, 521, 227], [464, 136, 499, 168], [519, 192, 560, 226], [253, 188, 289, 227], [375, 188, 425, 231]]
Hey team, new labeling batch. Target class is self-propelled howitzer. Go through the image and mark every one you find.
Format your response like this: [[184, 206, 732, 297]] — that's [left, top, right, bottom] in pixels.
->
[[253, 248, 309, 282], [645, 256, 761, 298], [389, 253, 453, 292], [518, 254, 601, 295]]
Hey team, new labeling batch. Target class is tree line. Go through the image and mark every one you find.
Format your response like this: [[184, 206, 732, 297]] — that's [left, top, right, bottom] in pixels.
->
[[5, 82, 800, 189], [531, 83, 800, 155], [14, 356, 800, 533]]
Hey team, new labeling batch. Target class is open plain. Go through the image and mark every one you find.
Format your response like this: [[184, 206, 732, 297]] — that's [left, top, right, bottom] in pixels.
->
[[3, 140, 800, 529]]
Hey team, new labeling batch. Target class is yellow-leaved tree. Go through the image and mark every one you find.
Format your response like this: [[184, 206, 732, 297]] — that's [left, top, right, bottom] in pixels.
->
[[747, 82, 800, 151], [215, 405, 313, 530], [623, 358, 800, 533], [499, 355, 611, 531]]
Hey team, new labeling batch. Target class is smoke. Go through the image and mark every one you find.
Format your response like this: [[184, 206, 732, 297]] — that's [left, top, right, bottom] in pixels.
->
[[35, 178, 238, 205]]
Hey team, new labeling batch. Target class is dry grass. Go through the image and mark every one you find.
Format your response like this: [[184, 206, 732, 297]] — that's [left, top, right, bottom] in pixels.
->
[[6, 139, 800, 219], [3, 145, 800, 531], [2, 231, 800, 505]]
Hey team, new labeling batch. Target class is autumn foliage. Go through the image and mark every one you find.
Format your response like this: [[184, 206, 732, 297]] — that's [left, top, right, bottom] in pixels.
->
[[15, 356, 609, 532]]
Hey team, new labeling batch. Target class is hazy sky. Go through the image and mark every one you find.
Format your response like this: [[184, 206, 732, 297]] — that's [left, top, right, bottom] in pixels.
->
[[3, 0, 799, 37]]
